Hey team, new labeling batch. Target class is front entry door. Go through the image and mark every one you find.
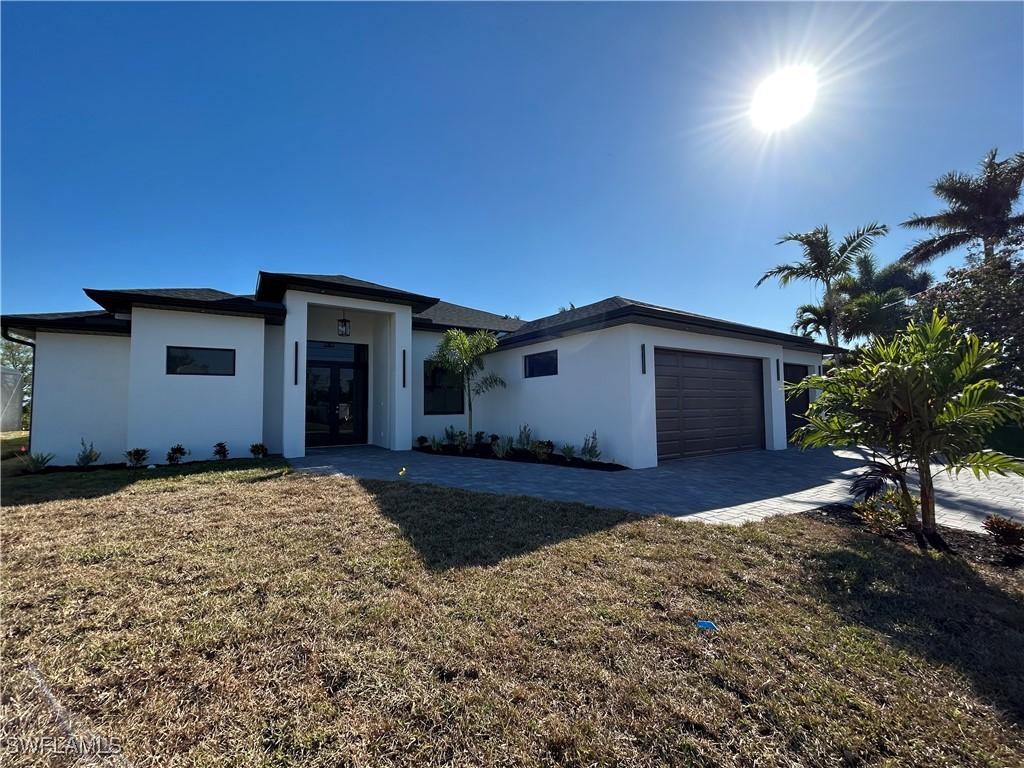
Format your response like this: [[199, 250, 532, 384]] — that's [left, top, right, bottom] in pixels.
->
[[305, 342, 369, 447]]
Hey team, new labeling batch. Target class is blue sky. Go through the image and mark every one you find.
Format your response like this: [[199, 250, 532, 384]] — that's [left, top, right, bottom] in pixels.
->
[[2, 2, 1022, 334]]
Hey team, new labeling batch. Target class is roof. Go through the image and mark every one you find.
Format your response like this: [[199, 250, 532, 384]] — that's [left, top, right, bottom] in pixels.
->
[[83, 288, 286, 322], [499, 296, 838, 353], [413, 300, 524, 333], [2, 309, 131, 337], [255, 272, 439, 313]]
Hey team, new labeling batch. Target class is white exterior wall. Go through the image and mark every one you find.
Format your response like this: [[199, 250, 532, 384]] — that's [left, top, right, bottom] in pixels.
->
[[263, 325, 284, 454], [31, 332, 130, 465], [126, 308, 265, 461], [411, 330, 470, 439], [280, 291, 411, 458], [475, 327, 639, 466]]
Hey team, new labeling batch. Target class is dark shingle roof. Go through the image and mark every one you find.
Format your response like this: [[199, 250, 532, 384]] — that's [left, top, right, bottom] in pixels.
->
[[83, 287, 285, 321], [2, 309, 131, 336], [414, 301, 524, 333], [255, 272, 439, 312], [499, 296, 837, 353]]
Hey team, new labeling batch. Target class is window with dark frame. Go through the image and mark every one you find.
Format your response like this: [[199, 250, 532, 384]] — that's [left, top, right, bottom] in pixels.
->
[[166, 346, 236, 376], [423, 361, 464, 415], [524, 349, 558, 378]]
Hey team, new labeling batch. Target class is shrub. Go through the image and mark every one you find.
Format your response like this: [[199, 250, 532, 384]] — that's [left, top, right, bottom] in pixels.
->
[[165, 444, 188, 464], [983, 514, 1024, 550], [560, 443, 576, 460], [75, 439, 101, 467], [415, 435, 429, 447], [474, 431, 486, 446], [530, 440, 552, 462], [516, 424, 533, 450], [492, 436, 513, 459], [124, 448, 150, 468], [580, 431, 601, 462], [18, 452, 54, 474], [429, 436, 443, 452], [213, 442, 229, 460], [443, 426, 469, 453], [853, 490, 909, 535], [250, 442, 269, 459]]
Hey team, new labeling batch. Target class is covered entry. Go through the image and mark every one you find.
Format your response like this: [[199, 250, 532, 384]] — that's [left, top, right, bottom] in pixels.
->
[[305, 341, 369, 446], [655, 348, 766, 459]]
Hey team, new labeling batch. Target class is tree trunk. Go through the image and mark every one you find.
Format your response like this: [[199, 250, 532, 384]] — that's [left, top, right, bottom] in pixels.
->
[[897, 473, 927, 550], [465, 375, 474, 437], [917, 456, 949, 552], [983, 238, 995, 262]]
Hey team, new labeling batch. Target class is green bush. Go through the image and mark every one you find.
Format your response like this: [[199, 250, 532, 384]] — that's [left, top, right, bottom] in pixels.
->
[[530, 440, 552, 462], [853, 490, 910, 535], [124, 448, 150, 468], [560, 443, 576, 460], [415, 435, 429, 448], [516, 424, 533, 450], [18, 452, 54, 474], [213, 442, 229, 460], [580, 431, 601, 462], [983, 514, 1024, 550], [75, 439, 101, 467], [492, 436, 513, 459], [249, 442, 269, 459], [165, 444, 188, 464]]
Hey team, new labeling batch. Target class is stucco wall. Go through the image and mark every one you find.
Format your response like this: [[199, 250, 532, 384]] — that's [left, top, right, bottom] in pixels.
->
[[31, 332, 130, 465], [263, 325, 284, 454], [411, 330, 470, 440], [126, 308, 265, 461]]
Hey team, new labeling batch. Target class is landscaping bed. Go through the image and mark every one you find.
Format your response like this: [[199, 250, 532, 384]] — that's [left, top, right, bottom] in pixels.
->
[[2, 461, 1022, 766], [412, 443, 628, 471]]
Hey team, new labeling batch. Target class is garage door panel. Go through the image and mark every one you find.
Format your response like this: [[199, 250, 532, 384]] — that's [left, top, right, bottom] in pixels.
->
[[654, 348, 766, 460]]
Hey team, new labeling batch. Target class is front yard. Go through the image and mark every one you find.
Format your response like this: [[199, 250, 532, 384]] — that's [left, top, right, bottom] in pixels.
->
[[1, 460, 1022, 766]]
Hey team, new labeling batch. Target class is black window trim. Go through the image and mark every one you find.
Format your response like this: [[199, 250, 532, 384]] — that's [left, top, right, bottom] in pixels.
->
[[423, 360, 465, 415], [166, 345, 237, 376], [524, 349, 558, 378]]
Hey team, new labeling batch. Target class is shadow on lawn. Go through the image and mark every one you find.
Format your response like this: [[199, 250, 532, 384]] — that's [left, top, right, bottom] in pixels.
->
[[0, 459, 289, 506], [357, 477, 639, 570], [807, 533, 1024, 723]]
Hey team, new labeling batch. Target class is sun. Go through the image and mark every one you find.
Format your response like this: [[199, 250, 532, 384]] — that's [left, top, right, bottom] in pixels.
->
[[750, 66, 818, 133]]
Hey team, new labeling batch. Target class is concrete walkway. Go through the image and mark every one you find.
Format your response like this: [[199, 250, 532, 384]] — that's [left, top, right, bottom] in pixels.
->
[[292, 446, 1023, 532]]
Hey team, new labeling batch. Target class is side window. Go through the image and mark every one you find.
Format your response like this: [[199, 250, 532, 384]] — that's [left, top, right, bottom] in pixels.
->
[[524, 350, 558, 378], [166, 346, 236, 376], [423, 362, 464, 415]]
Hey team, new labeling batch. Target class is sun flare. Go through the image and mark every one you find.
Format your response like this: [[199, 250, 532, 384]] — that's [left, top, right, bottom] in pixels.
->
[[750, 66, 818, 133]]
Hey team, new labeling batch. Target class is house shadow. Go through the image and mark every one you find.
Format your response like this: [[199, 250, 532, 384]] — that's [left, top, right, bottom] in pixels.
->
[[355, 477, 641, 570], [803, 532, 1024, 723]]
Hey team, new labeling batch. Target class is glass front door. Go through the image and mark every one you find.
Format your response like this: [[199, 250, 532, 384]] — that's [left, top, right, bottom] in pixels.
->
[[305, 343, 369, 447]]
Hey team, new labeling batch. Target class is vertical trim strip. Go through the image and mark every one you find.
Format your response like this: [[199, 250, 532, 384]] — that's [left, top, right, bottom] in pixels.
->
[[641, 343, 646, 374], [776, 358, 781, 381], [402, 349, 407, 388], [294, 340, 299, 385]]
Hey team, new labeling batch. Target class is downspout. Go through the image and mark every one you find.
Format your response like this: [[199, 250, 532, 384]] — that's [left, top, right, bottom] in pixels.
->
[[2, 328, 35, 453]]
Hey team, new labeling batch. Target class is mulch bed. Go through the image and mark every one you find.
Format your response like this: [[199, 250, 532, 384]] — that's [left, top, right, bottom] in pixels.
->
[[412, 444, 628, 471]]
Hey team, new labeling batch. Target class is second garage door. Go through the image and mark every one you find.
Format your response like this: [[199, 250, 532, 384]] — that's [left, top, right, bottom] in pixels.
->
[[655, 349, 766, 460]]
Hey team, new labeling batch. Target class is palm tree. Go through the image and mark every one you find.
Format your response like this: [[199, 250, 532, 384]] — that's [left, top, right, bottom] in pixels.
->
[[791, 302, 833, 339], [757, 223, 889, 346], [902, 148, 1024, 266], [835, 253, 932, 342], [427, 329, 506, 437]]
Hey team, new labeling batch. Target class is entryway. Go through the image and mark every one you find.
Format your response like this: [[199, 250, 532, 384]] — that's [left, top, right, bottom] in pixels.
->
[[305, 341, 369, 447]]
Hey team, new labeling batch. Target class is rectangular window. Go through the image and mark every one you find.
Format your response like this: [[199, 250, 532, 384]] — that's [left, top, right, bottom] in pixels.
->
[[166, 346, 236, 376], [524, 349, 558, 378], [424, 362, 464, 415]]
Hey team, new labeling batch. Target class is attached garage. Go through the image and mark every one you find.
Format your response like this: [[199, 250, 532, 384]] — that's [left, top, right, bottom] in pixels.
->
[[655, 348, 766, 459]]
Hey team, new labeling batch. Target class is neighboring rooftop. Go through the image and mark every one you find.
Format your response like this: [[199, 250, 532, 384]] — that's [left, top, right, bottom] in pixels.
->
[[413, 300, 523, 333]]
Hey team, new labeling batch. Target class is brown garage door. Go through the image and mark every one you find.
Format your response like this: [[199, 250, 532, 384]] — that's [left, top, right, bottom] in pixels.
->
[[655, 349, 765, 459]]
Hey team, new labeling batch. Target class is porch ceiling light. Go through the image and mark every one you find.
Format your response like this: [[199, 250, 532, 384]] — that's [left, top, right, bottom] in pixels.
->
[[338, 314, 351, 337]]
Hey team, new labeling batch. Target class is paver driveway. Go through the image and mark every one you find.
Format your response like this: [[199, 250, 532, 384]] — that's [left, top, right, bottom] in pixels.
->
[[293, 446, 1023, 532]]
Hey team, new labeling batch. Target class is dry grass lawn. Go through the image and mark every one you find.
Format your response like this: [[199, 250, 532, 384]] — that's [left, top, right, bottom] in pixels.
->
[[1, 459, 1023, 767]]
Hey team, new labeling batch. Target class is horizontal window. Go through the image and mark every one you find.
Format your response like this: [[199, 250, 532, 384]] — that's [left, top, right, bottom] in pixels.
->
[[524, 349, 558, 378], [166, 346, 236, 376], [424, 361, 464, 415]]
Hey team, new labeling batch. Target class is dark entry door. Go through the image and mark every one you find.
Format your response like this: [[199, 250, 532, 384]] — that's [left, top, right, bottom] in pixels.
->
[[784, 363, 811, 441], [305, 342, 368, 447], [655, 349, 765, 460]]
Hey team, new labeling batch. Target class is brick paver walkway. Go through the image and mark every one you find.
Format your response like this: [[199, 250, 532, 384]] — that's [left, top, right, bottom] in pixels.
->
[[292, 446, 1023, 532]]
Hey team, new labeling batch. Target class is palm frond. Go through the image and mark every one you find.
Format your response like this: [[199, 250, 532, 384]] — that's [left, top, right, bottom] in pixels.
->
[[900, 231, 974, 267]]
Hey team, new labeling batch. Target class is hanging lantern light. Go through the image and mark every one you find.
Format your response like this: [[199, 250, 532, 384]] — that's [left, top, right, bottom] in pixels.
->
[[337, 311, 351, 337]]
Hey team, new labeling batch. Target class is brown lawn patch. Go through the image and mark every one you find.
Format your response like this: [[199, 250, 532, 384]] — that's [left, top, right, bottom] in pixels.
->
[[1, 461, 1022, 766]]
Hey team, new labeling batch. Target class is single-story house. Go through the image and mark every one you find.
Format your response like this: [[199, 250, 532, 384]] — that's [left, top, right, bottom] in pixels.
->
[[1, 271, 833, 468]]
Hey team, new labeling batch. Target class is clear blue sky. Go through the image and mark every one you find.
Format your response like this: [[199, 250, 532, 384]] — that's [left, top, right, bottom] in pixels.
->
[[2, 2, 1022, 335]]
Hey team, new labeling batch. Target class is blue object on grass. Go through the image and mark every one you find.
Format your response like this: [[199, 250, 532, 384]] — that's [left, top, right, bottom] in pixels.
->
[[696, 620, 719, 631]]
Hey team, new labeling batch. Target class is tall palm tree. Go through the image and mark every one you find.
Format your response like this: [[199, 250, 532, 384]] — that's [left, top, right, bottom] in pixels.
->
[[835, 253, 933, 342], [757, 222, 889, 347], [902, 148, 1024, 266]]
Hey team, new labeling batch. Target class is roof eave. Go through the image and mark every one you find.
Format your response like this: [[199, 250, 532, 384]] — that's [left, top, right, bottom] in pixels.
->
[[83, 289, 286, 323], [256, 272, 440, 313]]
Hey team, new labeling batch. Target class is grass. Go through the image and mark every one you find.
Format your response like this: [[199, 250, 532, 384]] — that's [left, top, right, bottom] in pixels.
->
[[1, 460, 1022, 767]]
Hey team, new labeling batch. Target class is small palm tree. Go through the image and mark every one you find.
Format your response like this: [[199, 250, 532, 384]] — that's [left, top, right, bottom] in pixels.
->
[[427, 329, 506, 437], [791, 302, 833, 339], [790, 312, 1024, 551], [902, 148, 1024, 266], [757, 223, 889, 347]]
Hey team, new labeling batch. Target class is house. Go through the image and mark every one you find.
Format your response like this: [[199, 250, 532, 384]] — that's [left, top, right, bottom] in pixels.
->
[[1, 272, 833, 468]]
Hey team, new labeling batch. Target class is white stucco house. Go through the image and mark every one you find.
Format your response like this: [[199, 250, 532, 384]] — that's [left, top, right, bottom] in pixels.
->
[[1, 271, 833, 469]]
